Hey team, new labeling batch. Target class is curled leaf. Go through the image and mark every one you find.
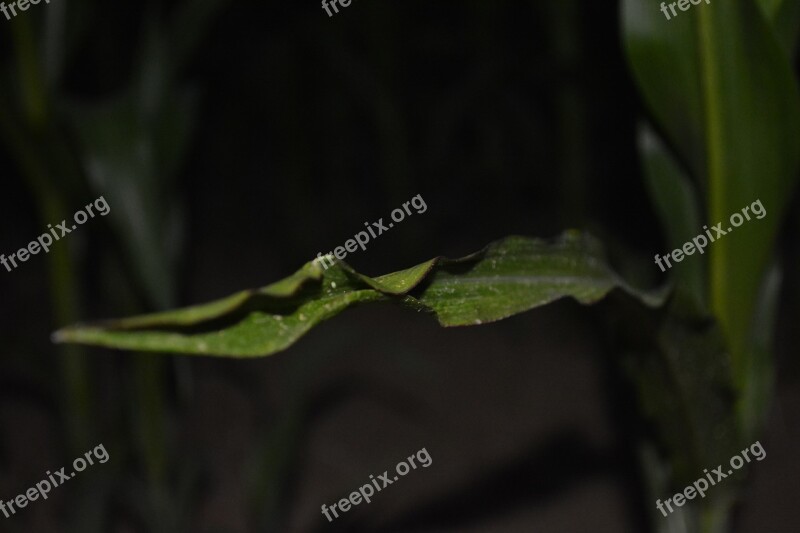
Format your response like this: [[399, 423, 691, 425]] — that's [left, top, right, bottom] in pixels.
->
[[53, 232, 666, 358]]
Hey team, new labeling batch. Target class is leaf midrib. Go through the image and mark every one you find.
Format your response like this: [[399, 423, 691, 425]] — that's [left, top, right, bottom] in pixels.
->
[[697, 5, 730, 360]]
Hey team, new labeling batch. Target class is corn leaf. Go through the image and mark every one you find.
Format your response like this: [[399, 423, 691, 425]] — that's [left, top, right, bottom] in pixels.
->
[[623, 0, 800, 423], [53, 233, 666, 358]]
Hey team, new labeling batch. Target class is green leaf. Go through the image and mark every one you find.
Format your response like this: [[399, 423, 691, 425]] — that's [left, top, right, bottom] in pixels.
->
[[623, 0, 800, 408], [739, 261, 782, 440], [66, 7, 202, 310], [53, 233, 666, 358], [638, 123, 706, 313], [756, 0, 800, 52], [69, 90, 191, 310]]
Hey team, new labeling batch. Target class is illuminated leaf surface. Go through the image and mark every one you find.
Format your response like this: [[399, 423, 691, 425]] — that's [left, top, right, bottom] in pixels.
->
[[53, 233, 665, 358]]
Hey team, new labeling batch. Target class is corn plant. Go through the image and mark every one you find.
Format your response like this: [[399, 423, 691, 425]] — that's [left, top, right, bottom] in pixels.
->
[[50, 0, 800, 532]]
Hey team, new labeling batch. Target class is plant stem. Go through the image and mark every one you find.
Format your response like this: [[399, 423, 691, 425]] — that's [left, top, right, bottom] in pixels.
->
[[1, 15, 92, 454]]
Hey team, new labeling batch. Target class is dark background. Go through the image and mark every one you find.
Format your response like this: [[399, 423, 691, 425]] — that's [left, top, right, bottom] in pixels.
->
[[0, 1, 798, 531]]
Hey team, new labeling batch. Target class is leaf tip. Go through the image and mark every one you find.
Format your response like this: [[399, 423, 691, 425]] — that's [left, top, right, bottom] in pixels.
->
[[51, 328, 68, 344]]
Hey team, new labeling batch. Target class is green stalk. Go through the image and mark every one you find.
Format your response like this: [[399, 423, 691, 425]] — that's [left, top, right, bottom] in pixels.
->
[[697, 0, 751, 440], [0, 111, 91, 452], [544, 0, 589, 226], [695, 7, 743, 533], [2, 15, 92, 454], [696, 4, 727, 342]]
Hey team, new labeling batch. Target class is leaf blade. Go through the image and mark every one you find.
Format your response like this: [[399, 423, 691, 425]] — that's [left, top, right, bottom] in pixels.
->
[[623, 0, 800, 402], [53, 233, 666, 358]]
